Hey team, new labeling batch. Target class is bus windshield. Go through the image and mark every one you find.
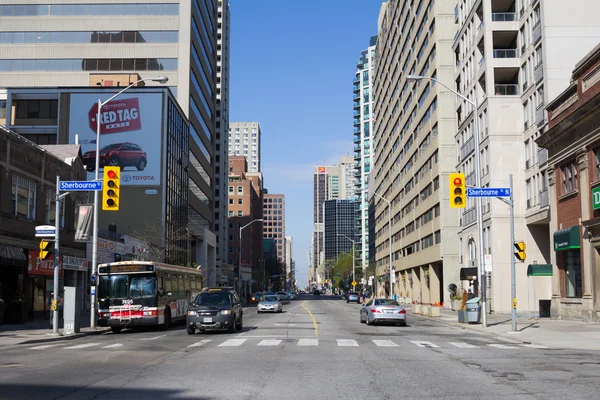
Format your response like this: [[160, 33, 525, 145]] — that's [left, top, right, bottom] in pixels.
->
[[99, 275, 156, 299], [130, 276, 156, 298]]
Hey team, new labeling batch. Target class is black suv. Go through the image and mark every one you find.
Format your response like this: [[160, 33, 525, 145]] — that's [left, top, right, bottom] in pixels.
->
[[186, 287, 243, 334]]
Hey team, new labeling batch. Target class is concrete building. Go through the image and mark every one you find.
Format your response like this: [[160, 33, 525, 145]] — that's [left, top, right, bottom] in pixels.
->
[[453, 0, 600, 313], [263, 193, 285, 263], [227, 155, 263, 293], [536, 43, 600, 321], [285, 236, 293, 289], [228, 122, 261, 173], [353, 36, 377, 281], [214, 0, 231, 283], [372, 0, 459, 303]]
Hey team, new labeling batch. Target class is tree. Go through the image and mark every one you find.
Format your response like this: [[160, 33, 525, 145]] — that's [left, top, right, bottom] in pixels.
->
[[130, 222, 193, 268], [334, 251, 353, 279]]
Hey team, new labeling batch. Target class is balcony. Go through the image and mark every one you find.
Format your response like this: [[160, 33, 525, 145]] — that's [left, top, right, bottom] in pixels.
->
[[353, 84, 360, 93], [353, 101, 360, 109], [353, 110, 361, 117], [353, 92, 360, 100], [354, 134, 361, 143], [491, 12, 517, 21], [532, 21, 541, 44], [461, 135, 475, 161], [353, 76, 360, 84], [536, 103, 545, 125], [353, 117, 361, 126], [466, 171, 476, 187], [354, 153, 361, 161], [539, 188, 549, 208], [494, 84, 519, 95], [493, 49, 518, 58], [534, 61, 544, 83], [462, 207, 477, 227], [538, 148, 548, 166], [354, 144, 361, 152]]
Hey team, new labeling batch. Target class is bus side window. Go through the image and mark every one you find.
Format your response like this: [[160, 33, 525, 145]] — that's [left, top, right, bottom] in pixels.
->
[[183, 275, 190, 292], [164, 274, 172, 293], [178, 274, 184, 295]]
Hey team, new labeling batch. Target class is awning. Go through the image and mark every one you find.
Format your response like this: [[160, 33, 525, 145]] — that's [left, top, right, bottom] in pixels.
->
[[527, 264, 553, 277], [553, 226, 581, 251], [460, 267, 477, 280], [0, 245, 27, 266]]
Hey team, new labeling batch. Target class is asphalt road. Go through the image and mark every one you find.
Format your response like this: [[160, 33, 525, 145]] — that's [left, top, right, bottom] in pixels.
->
[[1, 294, 599, 399]]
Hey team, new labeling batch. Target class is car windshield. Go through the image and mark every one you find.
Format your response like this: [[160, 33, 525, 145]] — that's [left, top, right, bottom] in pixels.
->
[[101, 143, 122, 151], [374, 299, 400, 306], [253, 293, 263, 297], [194, 293, 231, 306], [263, 296, 278, 302]]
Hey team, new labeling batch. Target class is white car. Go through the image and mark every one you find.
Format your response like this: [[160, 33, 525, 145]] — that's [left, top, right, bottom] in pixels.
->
[[258, 295, 283, 313]]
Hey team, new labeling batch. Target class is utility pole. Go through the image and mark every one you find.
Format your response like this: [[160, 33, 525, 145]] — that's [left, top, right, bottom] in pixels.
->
[[52, 176, 60, 335]]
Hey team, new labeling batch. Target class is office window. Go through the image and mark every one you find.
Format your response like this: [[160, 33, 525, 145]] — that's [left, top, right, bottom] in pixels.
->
[[561, 161, 578, 195], [237, 186, 243, 193], [228, 199, 233, 205], [237, 211, 243, 217], [238, 199, 243, 205], [228, 186, 233, 193], [11, 174, 36, 220], [228, 211, 234, 217]]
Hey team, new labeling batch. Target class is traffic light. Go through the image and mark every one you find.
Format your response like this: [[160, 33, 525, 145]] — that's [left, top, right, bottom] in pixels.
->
[[102, 166, 120, 211], [39, 240, 52, 260], [449, 173, 466, 209], [514, 241, 526, 262]]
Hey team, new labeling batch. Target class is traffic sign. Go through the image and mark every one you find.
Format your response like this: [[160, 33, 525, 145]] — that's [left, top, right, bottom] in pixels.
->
[[35, 225, 56, 238], [467, 187, 511, 197], [352, 281, 357, 287], [59, 181, 103, 191]]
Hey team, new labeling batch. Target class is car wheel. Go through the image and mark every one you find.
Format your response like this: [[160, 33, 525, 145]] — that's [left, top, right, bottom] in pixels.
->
[[236, 317, 243, 330], [110, 327, 122, 334], [107, 157, 121, 169], [366, 317, 372, 325], [400, 320, 407, 327], [136, 157, 147, 171], [187, 326, 195, 335], [228, 318, 237, 333]]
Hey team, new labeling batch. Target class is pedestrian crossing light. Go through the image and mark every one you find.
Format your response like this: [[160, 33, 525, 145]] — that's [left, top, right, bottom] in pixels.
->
[[449, 173, 466, 209], [39, 240, 52, 260], [514, 241, 526, 262], [102, 166, 120, 211]]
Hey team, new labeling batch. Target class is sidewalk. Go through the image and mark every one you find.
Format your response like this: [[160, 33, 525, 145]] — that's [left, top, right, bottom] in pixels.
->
[[408, 305, 600, 351]]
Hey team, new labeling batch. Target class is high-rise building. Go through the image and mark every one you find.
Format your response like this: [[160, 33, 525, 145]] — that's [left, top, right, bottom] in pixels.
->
[[228, 122, 261, 172], [285, 236, 293, 289], [214, 0, 231, 282], [372, 0, 459, 302], [324, 200, 357, 262], [263, 193, 285, 263], [453, 0, 600, 313], [353, 35, 377, 277]]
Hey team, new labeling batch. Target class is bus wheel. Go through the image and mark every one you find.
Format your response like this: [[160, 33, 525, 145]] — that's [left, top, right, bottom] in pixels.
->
[[163, 308, 171, 330], [110, 327, 122, 334]]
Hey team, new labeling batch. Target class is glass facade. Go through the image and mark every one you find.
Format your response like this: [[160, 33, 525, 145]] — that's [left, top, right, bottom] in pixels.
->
[[324, 200, 357, 261]]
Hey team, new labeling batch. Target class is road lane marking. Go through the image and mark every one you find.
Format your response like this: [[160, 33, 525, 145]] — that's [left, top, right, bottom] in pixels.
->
[[187, 340, 212, 348], [28, 344, 63, 350], [373, 340, 398, 347], [218, 339, 247, 347], [297, 339, 319, 346], [102, 343, 123, 349], [258, 339, 281, 346], [140, 334, 167, 341], [301, 302, 319, 337], [410, 341, 439, 348], [488, 344, 519, 349], [64, 343, 101, 350], [337, 339, 358, 347], [449, 342, 479, 349], [520, 344, 549, 349]]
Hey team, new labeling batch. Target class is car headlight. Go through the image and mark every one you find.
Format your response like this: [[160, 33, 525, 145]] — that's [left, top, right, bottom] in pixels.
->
[[220, 310, 232, 315], [187, 310, 197, 316]]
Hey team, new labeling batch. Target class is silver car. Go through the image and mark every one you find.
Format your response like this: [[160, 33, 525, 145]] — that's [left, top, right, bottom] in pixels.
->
[[360, 298, 406, 326], [258, 295, 283, 313]]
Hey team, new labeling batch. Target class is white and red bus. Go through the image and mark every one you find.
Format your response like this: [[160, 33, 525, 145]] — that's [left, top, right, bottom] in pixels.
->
[[97, 261, 203, 333]]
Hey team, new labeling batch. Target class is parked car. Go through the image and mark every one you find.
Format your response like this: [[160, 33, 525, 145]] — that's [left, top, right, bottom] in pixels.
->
[[251, 292, 264, 303], [257, 295, 283, 313], [346, 292, 360, 304], [83, 142, 147, 172], [360, 298, 406, 326], [186, 287, 243, 334]]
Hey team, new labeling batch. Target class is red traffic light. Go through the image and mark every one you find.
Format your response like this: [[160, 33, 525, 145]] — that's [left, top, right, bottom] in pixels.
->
[[453, 177, 462, 186], [107, 170, 117, 179]]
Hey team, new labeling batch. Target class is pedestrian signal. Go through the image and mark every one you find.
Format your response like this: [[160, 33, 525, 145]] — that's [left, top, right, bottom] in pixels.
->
[[514, 241, 526, 262], [39, 240, 52, 260]]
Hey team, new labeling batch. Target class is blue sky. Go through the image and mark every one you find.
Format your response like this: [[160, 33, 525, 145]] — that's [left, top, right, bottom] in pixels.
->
[[229, 0, 383, 287]]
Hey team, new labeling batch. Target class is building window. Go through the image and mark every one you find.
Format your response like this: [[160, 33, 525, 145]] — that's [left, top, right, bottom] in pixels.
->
[[228, 186, 233, 193], [46, 188, 65, 228], [237, 211, 243, 217], [561, 161, 578, 195], [237, 186, 243, 193], [229, 199, 233, 205], [564, 250, 582, 298], [228, 235, 233, 241], [228, 211, 234, 217], [238, 199, 243, 205], [11, 174, 36, 220]]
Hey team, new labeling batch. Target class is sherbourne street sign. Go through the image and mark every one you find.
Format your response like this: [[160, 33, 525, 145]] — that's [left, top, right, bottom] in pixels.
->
[[59, 181, 103, 191], [467, 187, 511, 197]]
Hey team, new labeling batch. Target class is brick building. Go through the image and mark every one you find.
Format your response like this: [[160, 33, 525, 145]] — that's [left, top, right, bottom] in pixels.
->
[[227, 156, 263, 293], [537, 43, 600, 321], [0, 127, 87, 323]]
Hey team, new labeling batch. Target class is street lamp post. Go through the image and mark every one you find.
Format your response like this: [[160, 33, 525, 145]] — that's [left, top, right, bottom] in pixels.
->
[[337, 234, 356, 289], [371, 192, 393, 298], [90, 76, 168, 329], [238, 218, 264, 294], [406, 74, 487, 327], [262, 254, 274, 291]]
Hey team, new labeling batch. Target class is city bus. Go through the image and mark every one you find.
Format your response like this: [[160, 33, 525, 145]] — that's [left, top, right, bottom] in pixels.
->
[[97, 261, 203, 333]]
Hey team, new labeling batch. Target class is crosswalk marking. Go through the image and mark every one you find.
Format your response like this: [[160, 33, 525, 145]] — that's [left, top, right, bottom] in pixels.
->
[[140, 335, 167, 341], [102, 343, 123, 349], [64, 343, 101, 350], [218, 339, 247, 347], [297, 339, 319, 346], [337, 339, 358, 347], [187, 340, 212, 348], [488, 344, 519, 349], [449, 342, 479, 349], [521, 344, 548, 349], [373, 340, 399, 347], [28, 344, 63, 350], [258, 339, 281, 346], [410, 341, 439, 348]]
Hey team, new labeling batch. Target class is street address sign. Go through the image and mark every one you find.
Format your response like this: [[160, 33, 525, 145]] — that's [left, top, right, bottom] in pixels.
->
[[59, 181, 103, 191], [35, 225, 56, 238], [467, 187, 511, 197]]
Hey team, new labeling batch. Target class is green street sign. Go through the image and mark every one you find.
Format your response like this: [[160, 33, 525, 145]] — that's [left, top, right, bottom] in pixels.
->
[[593, 186, 600, 210]]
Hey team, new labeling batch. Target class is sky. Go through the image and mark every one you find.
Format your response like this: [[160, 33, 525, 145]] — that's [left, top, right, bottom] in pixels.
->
[[228, 0, 384, 288]]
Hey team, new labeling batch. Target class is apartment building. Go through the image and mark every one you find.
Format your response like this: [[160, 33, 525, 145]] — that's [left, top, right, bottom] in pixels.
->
[[372, 0, 459, 304], [353, 36, 377, 280], [263, 193, 285, 263], [214, 0, 231, 282], [453, 0, 600, 314], [228, 122, 261, 172]]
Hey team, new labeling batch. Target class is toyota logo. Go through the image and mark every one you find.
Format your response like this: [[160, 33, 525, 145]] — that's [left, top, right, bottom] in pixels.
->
[[121, 175, 132, 182]]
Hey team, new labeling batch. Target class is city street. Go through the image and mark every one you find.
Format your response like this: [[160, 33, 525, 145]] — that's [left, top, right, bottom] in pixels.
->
[[1, 295, 599, 399]]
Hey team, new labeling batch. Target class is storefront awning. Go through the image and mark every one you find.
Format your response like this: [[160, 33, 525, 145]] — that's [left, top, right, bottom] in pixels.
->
[[554, 226, 581, 251], [0, 245, 27, 266], [460, 267, 477, 280], [527, 264, 553, 277]]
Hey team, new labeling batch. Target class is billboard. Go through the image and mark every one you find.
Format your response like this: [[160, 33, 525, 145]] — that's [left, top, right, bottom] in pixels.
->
[[68, 93, 163, 186], [318, 167, 326, 173]]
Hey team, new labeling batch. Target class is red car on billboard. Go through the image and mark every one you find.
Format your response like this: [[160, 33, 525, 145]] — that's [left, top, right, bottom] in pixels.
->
[[83, 142, 147, 172]]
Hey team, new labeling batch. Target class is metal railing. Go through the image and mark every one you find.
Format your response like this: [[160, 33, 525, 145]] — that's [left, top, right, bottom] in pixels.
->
[[494, 84, 519, 95], [492, 12, 517, 21], [493, 49, 518, 58], [539, 188, 549, 207]]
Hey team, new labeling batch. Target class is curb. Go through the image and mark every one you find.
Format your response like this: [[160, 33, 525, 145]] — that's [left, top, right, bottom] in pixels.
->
[[16, 328, 111, 346]]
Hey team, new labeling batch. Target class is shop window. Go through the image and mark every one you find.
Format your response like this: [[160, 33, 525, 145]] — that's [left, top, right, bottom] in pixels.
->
[[564, 250, 582, 298]]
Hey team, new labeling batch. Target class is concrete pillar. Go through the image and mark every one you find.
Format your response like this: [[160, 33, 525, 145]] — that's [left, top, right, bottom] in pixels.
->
[[577, 149, 594, 321], [412, 268, 421, 303], [546, 166, 561, 318], [430, 263, 441, 305], [420, 265, 430, 304]]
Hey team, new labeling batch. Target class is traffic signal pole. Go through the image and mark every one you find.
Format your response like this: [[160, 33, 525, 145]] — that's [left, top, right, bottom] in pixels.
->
[[52, 175, 60, 335]]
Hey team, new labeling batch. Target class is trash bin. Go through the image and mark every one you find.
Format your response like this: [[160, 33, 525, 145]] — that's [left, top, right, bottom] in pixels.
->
[[466, 297, 481, 323], [539, 300, 551, 318]]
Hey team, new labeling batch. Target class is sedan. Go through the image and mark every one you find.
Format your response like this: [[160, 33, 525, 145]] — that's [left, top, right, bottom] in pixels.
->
[[360, 298, 406, 326], [251, 292, 264, 303], [257, 295, 283, 313], [346, 292, 360, 303]]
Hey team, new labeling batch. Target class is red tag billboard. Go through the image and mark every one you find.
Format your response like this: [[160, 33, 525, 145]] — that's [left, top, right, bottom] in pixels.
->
[[89, 97, 142, 135]]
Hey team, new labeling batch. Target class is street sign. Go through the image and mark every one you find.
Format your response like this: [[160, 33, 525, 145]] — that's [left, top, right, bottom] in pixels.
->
[[35, 225, 56, 238], [59, 181, 103, 191], [467, 187, 511, 197], [352, 281, 357, 287]]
